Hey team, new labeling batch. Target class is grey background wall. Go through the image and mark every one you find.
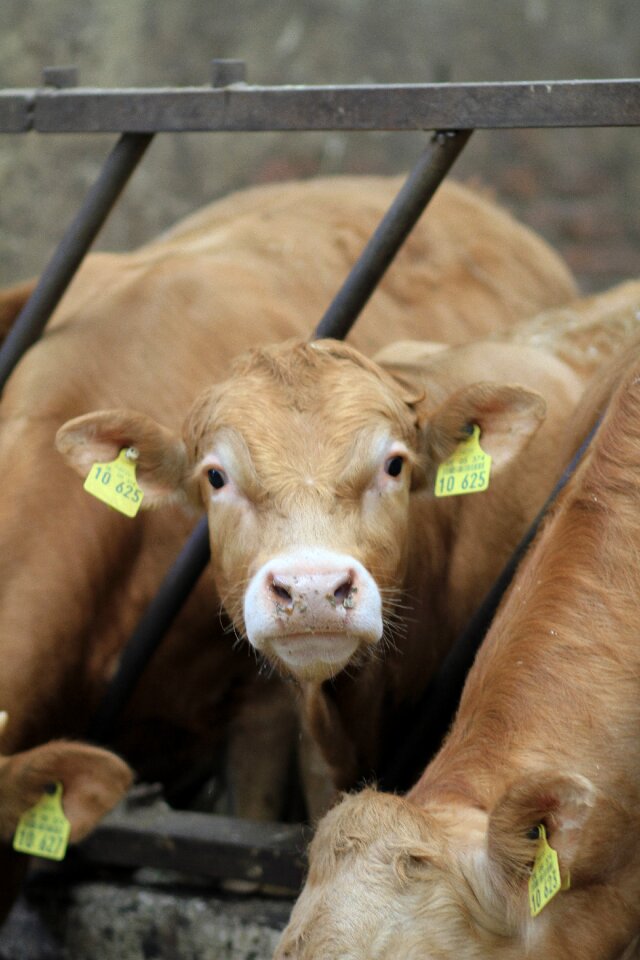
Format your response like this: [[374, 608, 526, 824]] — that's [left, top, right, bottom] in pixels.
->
[[1, 0, 638, 293]]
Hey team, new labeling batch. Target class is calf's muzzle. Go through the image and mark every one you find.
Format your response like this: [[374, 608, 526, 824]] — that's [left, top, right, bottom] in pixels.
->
[[243, 548, 383, 679]]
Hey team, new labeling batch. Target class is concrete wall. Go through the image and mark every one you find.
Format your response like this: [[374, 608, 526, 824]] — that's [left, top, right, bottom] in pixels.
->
[[1, 0, 638, 293]]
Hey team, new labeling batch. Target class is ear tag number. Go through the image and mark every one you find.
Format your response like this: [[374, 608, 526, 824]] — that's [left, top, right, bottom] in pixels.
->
[[13, 782, 71, 861], [84, 447, 144, 518], [434, 424, 491, 498], [528, 823, 568, 917]]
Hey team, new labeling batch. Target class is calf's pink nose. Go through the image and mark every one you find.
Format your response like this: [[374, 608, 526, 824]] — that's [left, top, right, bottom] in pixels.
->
[[268, 568, 356, 612], [243, 548, 383, 668]]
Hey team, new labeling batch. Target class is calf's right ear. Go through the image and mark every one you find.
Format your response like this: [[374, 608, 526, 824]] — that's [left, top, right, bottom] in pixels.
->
[[418, 381, 547, 488], [55, 409, 196, 508], [486, 771, 597, 900]]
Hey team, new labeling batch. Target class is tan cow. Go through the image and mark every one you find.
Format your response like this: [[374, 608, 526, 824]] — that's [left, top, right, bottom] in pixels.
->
[[274, 332, 640, 960], [0, 175, 575, 913], [57, 281, 640, 814]]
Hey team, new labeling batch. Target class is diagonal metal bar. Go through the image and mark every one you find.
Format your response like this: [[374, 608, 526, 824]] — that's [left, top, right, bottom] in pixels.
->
[[90, 130, 473, 743], [0, 132, 153, 393], [88, 514, 211, 743], [378, 415, 603, 793], [314, 130, 471, 340]]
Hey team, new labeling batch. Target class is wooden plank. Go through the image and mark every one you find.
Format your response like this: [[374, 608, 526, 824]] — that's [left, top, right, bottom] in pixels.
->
[[75, 803, 310, 891]]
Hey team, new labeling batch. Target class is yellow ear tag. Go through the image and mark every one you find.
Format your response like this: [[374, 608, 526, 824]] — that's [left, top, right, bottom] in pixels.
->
[[13, 782, 71, 861], [84, 447, 144, 518], [528, 823, 568, 917], [434, 424, 491, 498]]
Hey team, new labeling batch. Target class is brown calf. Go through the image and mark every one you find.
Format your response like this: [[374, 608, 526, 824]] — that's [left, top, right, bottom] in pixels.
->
[[274, 333, 640, 960], [58, 281, 640, 813], [0, 175, 575, 911]]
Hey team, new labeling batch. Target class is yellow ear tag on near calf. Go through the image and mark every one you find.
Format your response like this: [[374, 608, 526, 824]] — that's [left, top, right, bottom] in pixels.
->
[[528, 823, 568, 917], [434, 424, 491, 498], [84, 447, 144, 518], [13, 782, 71, 861]]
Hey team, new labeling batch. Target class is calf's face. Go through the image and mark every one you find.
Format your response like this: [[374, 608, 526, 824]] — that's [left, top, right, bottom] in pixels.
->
[[187, 342, 427, 681], [275, 791, 494, 960], [276, 777, 615, 960], [56, 339, 545, 682]]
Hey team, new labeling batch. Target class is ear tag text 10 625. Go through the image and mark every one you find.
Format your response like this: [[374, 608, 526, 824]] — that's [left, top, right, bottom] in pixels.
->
[[528, 823, 569, 917], [84, 447, 144, 517], [13, 782, 71, 861], [434, 424, 491, 498]]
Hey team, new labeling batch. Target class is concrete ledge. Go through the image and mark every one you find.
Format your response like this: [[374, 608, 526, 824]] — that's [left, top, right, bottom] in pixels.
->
[[0, 870, 294, 960]]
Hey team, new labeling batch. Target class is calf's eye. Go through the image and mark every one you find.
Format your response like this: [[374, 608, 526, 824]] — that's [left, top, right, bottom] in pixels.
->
[[385, 455, 404, 478], [207, 468, 227, 490]]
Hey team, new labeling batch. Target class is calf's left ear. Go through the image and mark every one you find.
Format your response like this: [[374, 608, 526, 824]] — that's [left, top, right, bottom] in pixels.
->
[[418, 381, 546, 485], [0, 740, 133, 842], [56, 409, 195, 507]]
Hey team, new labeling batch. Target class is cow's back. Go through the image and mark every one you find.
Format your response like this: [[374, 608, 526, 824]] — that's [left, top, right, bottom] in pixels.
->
[[5, 177, 577, 429], [140, 176, 578, 351]]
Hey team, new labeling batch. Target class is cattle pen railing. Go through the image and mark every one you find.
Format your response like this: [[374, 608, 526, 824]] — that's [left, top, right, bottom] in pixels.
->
[[2, 67, 640, 893]]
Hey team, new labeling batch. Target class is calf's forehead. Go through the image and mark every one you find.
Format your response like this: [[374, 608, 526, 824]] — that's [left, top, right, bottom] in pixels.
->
[[309, 791, 443, 879], [185, 350, 419, 464]]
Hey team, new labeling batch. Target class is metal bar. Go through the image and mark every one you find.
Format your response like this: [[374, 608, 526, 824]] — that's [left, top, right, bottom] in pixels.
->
[[88, 516, 211, 743], [314, 130, 471, 340], [379, 417, 602, 793], [0, 90, 34, 131], [0, 132, 153, 393], [18, 79, 640, 134], [75, 801, 310, 890]]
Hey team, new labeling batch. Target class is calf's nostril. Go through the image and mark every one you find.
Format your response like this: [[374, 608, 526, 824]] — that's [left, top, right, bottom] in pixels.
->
[[333, 576, 353, 605], [270, 579, 294, 605]]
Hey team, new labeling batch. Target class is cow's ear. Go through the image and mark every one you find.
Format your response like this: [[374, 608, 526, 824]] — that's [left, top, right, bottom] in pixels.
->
[[419, 382, 546, 484], [486, 772, 596, 900], [0, 740, 132, 842], [56, 409, 195, 507]]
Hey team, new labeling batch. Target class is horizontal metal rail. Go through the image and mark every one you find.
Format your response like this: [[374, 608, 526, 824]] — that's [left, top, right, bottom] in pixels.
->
[[2, 79, 640, 133]]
